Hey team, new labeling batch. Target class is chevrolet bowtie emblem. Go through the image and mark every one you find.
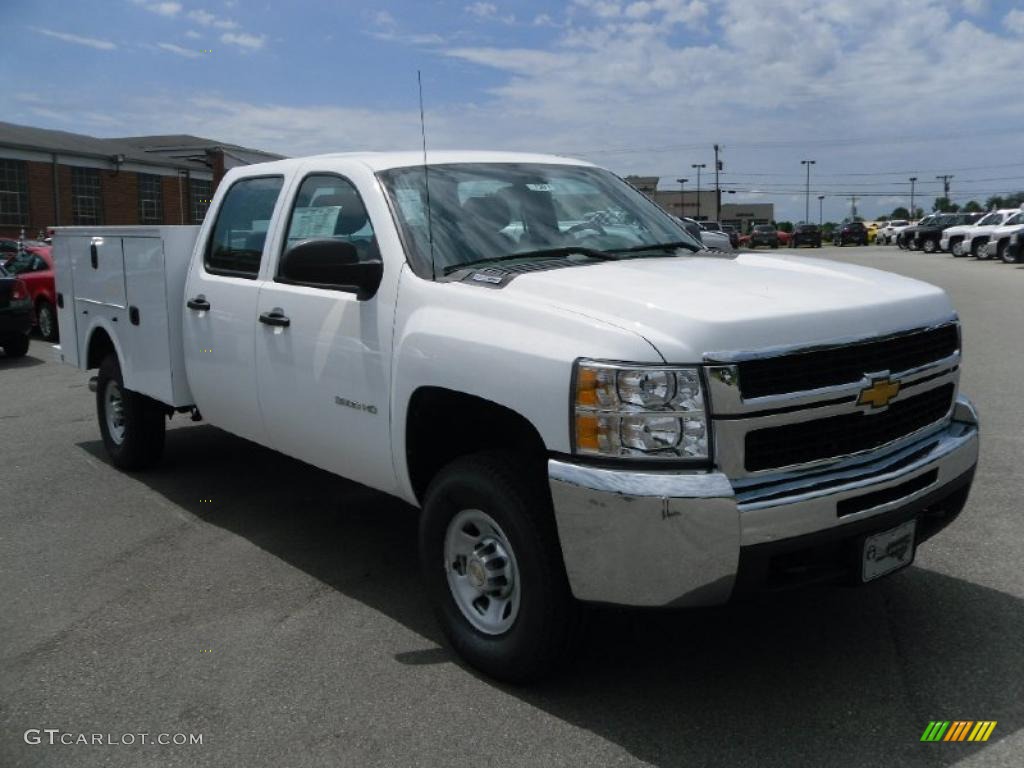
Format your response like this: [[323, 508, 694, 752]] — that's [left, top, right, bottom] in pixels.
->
[[858, 376, 901, 409]]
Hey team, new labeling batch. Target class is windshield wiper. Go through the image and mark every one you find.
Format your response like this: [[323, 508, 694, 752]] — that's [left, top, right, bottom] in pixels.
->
[[608, 240, 703, 255], [443, 247, 615, 276]]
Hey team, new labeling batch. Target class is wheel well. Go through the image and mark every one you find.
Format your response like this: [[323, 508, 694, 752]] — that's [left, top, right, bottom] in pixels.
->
[[86, 328, 116, 370], [405, 387, 547, 504]]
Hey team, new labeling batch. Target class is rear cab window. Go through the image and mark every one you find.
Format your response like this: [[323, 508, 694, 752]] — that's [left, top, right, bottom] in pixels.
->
[[205, 176, 285, 279]]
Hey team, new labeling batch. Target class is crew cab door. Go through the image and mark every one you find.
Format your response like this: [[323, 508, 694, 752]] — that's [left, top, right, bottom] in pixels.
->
[[254, 169, 396, 493], [182, 175, 287, 445]]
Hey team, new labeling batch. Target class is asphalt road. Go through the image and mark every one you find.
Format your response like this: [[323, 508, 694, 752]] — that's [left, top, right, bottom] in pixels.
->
[[2, 245, 1022, 768]]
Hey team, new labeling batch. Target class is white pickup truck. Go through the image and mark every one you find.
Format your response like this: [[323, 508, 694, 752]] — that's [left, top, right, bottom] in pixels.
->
[[981, 209, 1024, 262], [54, 151, 979, 682]]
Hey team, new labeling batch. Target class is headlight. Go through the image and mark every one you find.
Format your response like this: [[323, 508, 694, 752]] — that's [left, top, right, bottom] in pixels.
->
[[573, 360, 710, 461]]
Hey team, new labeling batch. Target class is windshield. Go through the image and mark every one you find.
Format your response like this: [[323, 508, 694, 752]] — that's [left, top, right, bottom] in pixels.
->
[[1003, 212, 1024, 226], [976, 212, 1001, 226], [377, 162, 700, 277], [4, 252, 34, 275]]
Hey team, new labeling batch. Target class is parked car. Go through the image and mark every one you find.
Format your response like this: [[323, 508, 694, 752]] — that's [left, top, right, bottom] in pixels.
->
[[865, 222, 881, 244], [0, 263, 33, 358], [749, 223, 780, 248], [980, 210, 1024, 262], [953, 209, 1021, 258], [720, 224, 740, 248], [52, 150, 981, 683], [901, 212, 983, 252], [682, 218, 731, 250], [833, 221, 869, 246], [879, 219, 910, 245], [790, 223, 823, 248], [2, 245, 58, 340]]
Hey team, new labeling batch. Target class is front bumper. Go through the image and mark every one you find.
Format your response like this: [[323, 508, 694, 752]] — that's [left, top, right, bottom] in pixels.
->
[[548, 395, 979, 607]]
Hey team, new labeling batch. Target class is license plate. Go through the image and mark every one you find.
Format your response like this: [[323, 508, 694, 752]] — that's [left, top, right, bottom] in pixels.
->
[[862, 520, 916, 583]]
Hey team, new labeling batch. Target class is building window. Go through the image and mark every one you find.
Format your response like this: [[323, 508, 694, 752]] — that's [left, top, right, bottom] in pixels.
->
[[137, 173, 164, 224], [0, 159, 29, 227], [191, 179, 212, 224], [71, 167, 103, 225]]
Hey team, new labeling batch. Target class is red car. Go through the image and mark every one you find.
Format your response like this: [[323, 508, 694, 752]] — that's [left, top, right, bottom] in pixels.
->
[[3, 245, 58, 341]]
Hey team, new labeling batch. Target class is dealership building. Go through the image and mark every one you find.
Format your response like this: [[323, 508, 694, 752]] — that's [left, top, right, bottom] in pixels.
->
[[0, 121, 282, 240], [625, 176, 774, 232]]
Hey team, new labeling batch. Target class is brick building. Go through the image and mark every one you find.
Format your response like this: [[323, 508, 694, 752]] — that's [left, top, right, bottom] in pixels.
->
[[0, 121, 283, 240]]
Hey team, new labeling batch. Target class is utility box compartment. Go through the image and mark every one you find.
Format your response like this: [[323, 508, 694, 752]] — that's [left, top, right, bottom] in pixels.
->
[[53, 226, 200, 408]]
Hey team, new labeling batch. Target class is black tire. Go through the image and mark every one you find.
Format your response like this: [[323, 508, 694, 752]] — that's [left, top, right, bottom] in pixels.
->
[[96, 354, 166, 470], [420, 451, 580, 683], [971, 239, 987, 259], [36, 299, 58, 341], [922, 238, 937, 253], [1, 333, 30, 358], [999, 241, 1016, 264]]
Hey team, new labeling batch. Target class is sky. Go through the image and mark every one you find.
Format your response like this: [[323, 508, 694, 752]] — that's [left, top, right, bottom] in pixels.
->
[[3, 0, 1024, 222]]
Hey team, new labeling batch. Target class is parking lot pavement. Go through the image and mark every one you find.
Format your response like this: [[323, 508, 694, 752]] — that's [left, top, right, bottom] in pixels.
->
[[1, 245, 1022, 768]]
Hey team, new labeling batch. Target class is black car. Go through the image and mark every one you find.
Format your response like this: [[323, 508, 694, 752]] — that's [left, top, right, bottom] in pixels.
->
[[900, 212, 983, 253], [0, 263, 33, 358], [721, 224, 740, 248], [749, 224, 779, 248], [834, 221, 868, 246], [791, 223, 822, 248]]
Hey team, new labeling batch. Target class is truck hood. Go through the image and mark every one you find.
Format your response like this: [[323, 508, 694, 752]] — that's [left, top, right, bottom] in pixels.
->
[[966, 224, 1005, 238], [990, 223, 1024, 237], [943, 224, 976, 237], [504, 253, 954, 361]]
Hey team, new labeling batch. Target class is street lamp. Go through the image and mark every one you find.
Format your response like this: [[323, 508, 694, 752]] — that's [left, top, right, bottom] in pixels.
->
[[817, 195, 825, 227], [676, 177, 688, 218], [801, 159, 816, 223], [691, 163, 706, 220], [909, 177, 918, 220]]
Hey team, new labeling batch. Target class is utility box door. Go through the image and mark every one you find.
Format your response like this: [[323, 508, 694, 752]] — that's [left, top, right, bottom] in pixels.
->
[[122, 236, 174, 404], [72, 235, 127, 308]]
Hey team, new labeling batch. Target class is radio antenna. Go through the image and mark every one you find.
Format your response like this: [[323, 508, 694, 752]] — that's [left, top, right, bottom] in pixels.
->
[[418, 70, 437, 280]]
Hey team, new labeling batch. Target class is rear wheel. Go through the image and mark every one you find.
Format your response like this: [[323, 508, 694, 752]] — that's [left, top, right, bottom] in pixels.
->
[[1, 333, 30, 358], [36, 300, 58, 341], [420, 452, 580, 683], [96, 354, 166, 470]]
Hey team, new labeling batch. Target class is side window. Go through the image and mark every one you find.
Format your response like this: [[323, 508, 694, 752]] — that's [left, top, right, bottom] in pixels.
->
[[281, 174, 377, 264], [205, 176, 284, 278]]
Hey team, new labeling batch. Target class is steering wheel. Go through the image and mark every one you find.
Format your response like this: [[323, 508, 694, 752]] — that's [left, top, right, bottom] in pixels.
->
[[566, 221, 607, 237]]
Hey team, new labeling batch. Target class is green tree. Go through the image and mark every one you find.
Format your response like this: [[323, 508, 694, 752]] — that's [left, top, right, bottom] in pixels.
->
[[913, 207, 925, 219], [962, 200, 983, 212], [933, 197, 959, 212], [776, 221, 794, 233], [891, 206, 911, 219]]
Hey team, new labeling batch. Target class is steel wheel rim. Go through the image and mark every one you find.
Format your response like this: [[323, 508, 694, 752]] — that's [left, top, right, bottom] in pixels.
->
[[443, 508, 521, 636], [38, 306, 53, 338], [105, 379, 127, 445]]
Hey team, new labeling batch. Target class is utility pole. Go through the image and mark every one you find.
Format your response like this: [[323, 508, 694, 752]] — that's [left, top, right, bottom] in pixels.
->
[[676, 177, 688, 218], [714, 144, 722, 222], [817, 195, 825, 227], [909, 177, 917, 219], [848, 195, 858, 220], [800, 159, 816, 224], [936, 174, 953, 205], [691, 163, 706, 220]]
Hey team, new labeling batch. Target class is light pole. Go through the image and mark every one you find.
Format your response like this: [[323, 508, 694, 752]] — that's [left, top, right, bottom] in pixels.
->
[[801, 159, 815, 224], [676, 177, 688, 219], [691, 163, 706, 220], [909, 177, 917, 219], [817, 195, 825, 227]]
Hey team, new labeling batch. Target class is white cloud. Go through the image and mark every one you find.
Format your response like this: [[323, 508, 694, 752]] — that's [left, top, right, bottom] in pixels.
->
[[1004, 8, 1024, 34], [158, 42, 201, 58], [466, 2, 498, 17], [148, 2, 182, 16], [533, 13, 558, 26], [220, 31, 265, 50], [34, 28, 116, 50], [185, 30, 202, 39], [961, 0, 986, 14], [188, 9, 238, 29]]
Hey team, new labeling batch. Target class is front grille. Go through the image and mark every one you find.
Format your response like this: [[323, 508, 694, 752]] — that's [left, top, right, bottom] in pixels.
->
[[737, 325, 958, 399], [745, 383, 954, 472]]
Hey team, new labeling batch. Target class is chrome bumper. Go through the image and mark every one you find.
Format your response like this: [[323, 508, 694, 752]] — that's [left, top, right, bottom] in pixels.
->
[[548, 395, 979, 607]]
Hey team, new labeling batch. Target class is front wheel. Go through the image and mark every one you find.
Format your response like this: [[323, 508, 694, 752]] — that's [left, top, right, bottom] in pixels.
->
[[922, 238, 937, 253], [420, 452, 580, 683], [999, 241, 1016, 264], [971, 240, 987, 259], [96, 354, 166, 470]]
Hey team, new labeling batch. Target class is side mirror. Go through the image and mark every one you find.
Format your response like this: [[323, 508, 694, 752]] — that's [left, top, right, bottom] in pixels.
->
[[278, 238, 383, 300]]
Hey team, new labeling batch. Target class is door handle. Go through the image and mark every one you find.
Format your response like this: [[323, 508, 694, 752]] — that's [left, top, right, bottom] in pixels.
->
[[259, 309, 290, 328], [90, 243, 98, 269], [186, 295, 210, 311]]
